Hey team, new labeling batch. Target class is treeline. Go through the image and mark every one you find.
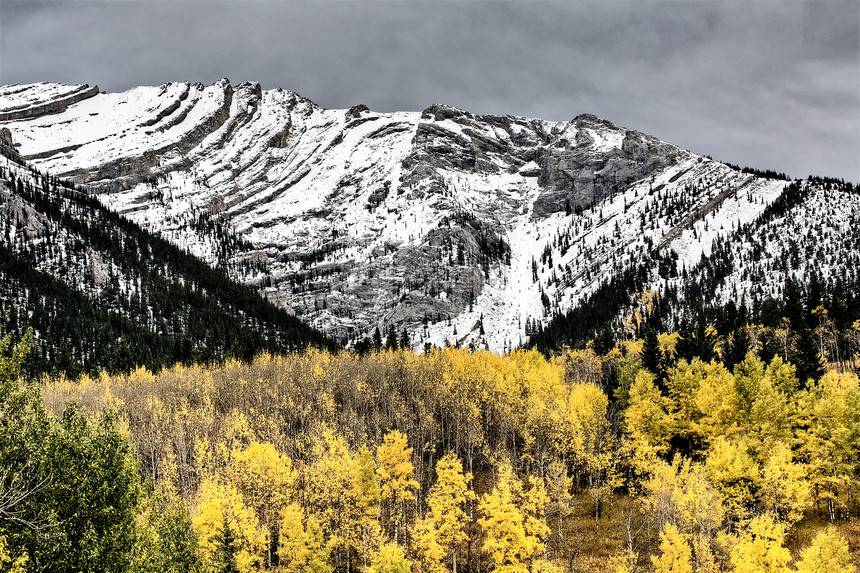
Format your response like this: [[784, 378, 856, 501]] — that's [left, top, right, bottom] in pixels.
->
[[720, 162, 789, 181], [0, 158, 335, 377], [25, 333, 859, 572]]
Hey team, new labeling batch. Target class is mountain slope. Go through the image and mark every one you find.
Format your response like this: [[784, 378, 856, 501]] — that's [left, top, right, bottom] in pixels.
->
[[1, 81, 854, 351], [0, 138, 334, 376]]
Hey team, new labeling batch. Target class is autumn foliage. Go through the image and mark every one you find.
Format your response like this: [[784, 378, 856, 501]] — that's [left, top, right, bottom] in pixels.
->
[[19, 341, 860, 571]]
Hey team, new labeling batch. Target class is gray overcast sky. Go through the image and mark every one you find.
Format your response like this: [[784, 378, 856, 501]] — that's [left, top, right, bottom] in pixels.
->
[[1, 0, 858, 181]]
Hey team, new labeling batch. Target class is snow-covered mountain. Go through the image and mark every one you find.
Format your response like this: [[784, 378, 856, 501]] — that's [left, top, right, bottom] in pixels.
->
[[1, 80, 855, 351], [0, 129, 333, 374]]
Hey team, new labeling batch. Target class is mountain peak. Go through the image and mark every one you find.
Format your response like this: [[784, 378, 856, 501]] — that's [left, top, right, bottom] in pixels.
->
[[2, 80, 854, 353]]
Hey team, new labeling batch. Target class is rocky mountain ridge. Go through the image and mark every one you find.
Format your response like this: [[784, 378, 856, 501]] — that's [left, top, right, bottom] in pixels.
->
[[1, 80, 853, 351], [0, 132, 333, 375]]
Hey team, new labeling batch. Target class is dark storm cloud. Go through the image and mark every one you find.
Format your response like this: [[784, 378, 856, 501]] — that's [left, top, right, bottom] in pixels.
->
[[1, 0, 857, 181]]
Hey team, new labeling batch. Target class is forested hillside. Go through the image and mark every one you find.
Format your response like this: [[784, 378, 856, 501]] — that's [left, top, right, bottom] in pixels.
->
[[1, 312, 853, 573], [531, 177, 860, 356], [0, 144, 334, 377]]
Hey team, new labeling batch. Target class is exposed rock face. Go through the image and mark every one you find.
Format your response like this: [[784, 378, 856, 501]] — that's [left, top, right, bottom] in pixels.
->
[[0, 190, 48, 238], [532, 115, 683, 217], [0, 80, 791, 350], [0, 84, 99, 121], [0, 128, 13, 148]]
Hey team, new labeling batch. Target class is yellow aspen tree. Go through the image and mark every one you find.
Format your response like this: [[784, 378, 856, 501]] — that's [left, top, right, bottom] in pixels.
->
[[520, 474, 551, 559], [693, 361, 738, 448], [138, 394, 170, 487], [351, 444, 383, 570], [564, 382, 620, 520], [192, 477, 267, 573], [439, 349, 486, 493], [411, 525, 445, 573], [229, 440, 296, 567], [531, 558, 563, 573], [412, 453, 474, 573], [607, 549, 637, 573], [729, 514, 790, 573], [704, 437, 760, 523], [544, 459, 572, 554], [794, 527, 854, 573], [192, 435, 213, 491], [278, 503, 332, 573], [304, 428, 356, 572], [665, 359, 706, 450], [486, 351, 528, 461], [556, 347, 604, 386], [796, 371, 860, 523], [676, 462, 724, 541], [517, 348, 566, 468], [545, 389, 584, 475], [368, 542, 412, 573], [215, 410, 255, 469], [160, 442, 180, 498], [644, 456, 723, 541], [742, 359, 792, 458], [651, 523, 693, 573], [376, 430, 419, 542], [763, 356, 799, 397], [731, 354, 766, 419], [625, 369, 673, 455], [757, 442, 810, 524], [726, 355, 792, 459], [691, 534, 718, 573], [478, 463, 529, 573]]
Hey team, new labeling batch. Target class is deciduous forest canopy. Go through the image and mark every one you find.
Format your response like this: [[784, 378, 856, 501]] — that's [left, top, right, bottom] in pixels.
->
[[1, 301, 859, 572]]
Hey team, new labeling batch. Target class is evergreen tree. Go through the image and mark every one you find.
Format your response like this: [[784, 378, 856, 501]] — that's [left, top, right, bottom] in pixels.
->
[[783, 277, 805, 329], [215, 512, 240, 573], [133, 491, 201, 573], [170, 335, 194, 367], [715, 300, 739, 336], [228, 334, 257, 363], [792, 326, 824, 387], [805, 270, 825, 328], [108, 338, 135, 375], [674, 320, 696, 363], [1, 330, 143, 573], [757, 329, 781, 365], [593, 326, 616, 356], [722, 327, 751, 372], [53, 339, 80, 380], [758, 297, 784, 328], [385, 325, 398, 351], [354, 337, 372, 355], [693, 320, 717, 362], [641, 329, 666, 386]]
